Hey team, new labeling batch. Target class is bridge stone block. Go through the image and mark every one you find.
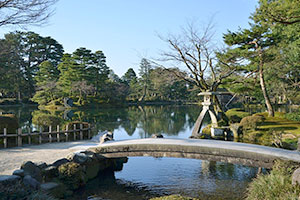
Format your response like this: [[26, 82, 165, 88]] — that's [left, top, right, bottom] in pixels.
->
[[211, 128, 224, 137]]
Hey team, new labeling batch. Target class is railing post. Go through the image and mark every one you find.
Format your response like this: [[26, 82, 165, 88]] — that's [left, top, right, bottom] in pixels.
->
[[15, 129, 18, 145], [39, 127, 42, 144], [27, 127, 31, 145], [80, 124, 83, 140], [4, 128, 7, 148], [17, 128, 22, 147], [73, 124, 76, 140], [88, 124, 91, 139], [57, 125, 60, 142], [65, 125, 69, 142], [49, 126, 52, 143]]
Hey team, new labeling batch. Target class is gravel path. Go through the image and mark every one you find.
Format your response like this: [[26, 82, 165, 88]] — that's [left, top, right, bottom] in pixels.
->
[[0, 141, 99, 175]]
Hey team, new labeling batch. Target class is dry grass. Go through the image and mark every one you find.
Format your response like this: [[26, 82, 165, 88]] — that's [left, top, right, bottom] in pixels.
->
[[149, 195, 200, 200], [246, 160, 300, 200]]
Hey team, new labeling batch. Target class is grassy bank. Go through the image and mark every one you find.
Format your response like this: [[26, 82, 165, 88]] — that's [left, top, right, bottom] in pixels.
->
[[246, 160, 300, 200], [242, 112, 300, 149], [150, 195, 200, 200]]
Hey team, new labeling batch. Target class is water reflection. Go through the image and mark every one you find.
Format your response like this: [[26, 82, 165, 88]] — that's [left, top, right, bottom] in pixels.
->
[[72, 157, 258, 200], [0, 105, 204, 139], [1, 104, 297, 139], [78, 105, 202, 139], [1, 105, 260, 199]]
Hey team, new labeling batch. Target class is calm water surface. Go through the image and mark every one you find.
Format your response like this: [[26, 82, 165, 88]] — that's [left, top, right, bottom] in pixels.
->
[[1, 105, 261, 199]]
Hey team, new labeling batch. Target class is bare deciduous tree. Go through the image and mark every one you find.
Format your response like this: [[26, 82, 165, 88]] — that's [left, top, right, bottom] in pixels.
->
[[71, 80, 95, 105], [0, 0, 58, 27], [158, 22, 237, 115]]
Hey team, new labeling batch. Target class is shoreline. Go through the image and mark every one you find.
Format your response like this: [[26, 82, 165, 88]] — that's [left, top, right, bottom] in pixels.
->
[[0, 140, 99, 175]]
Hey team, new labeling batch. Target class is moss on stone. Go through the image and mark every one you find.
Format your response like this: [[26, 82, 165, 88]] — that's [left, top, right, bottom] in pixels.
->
[[202, 124, 212, 135], [85, 161, 100, 180], [58, 162, 86, 190], [0, 181, 57, 200]]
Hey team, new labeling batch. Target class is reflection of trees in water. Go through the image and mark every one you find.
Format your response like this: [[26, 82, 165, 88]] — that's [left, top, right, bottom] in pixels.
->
[[201, 160, 258, 181], [185, 106, 202, 129], [2, 105, 202, 137], [71, 108, 130, 132], [122, 107, 140, 136], [69, 105, 201, 137], [71, 105, 201, 137], [197, 160, 258, 199], [136, 105, 188, 137], [1, 106, 38, 131]]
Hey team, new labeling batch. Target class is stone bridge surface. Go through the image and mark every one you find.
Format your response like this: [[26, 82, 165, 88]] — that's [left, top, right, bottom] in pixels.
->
[[90, 138, 300, 168]]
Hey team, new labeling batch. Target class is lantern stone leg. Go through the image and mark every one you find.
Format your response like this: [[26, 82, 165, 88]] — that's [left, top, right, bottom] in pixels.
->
[[192, 104, 218, 136], [192, 92, 223, 137]]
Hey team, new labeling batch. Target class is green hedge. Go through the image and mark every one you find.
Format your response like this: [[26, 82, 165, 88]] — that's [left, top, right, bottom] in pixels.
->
[[0, 114, 19, 133]]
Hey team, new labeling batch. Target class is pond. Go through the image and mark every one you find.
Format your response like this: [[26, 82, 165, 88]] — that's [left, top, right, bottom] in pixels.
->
[[0, 105, 260, 199]]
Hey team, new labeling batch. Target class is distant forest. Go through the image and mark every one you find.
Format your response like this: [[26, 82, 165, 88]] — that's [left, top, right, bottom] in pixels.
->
[[1, 0, 300, 110], [0, 31, 198, 108]]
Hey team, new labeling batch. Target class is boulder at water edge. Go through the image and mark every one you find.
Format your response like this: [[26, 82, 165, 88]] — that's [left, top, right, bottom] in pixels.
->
[[292, 167, 300, 185]]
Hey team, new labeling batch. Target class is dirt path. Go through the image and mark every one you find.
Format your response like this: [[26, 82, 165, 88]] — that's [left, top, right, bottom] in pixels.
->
[[0, 141, 99, 175]]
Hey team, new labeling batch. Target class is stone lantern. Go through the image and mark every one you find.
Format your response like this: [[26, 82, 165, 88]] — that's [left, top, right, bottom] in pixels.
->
[[192, 91, 230, 137]]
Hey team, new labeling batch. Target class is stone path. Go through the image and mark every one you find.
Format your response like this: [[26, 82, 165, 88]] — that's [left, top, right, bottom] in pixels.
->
[[0, 141, 99, 175]]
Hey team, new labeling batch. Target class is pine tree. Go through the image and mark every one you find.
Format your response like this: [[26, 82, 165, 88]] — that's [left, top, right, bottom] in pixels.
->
[[138, 58, 152, 101], [32, 61, 59, 105]]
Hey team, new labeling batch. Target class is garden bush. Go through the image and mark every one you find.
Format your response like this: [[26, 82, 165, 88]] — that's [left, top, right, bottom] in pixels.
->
[[285, 109, 300, 121], [0, 114, 19, 133], [240, 115, 265, 131], [32, 112, 62, 128], [225, 108, 250, 123]]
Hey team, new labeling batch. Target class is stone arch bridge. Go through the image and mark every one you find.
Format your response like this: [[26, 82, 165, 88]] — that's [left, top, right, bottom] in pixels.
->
[[90, 138, 300, 168]]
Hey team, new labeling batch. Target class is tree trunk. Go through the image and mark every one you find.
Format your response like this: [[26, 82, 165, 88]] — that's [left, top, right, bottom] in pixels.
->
[[139, 85, 147, 102], [212, 95, 228, 124], [258, 49, 274, 117], [17, 91, 21, 103], [78, 90, 82, 105]]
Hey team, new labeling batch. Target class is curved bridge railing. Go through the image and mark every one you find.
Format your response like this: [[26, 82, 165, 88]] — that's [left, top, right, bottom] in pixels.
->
[[89, 138, 300, 168]]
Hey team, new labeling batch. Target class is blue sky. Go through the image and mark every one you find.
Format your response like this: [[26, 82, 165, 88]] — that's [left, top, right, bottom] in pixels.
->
[[0, 0, 258, 77]]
